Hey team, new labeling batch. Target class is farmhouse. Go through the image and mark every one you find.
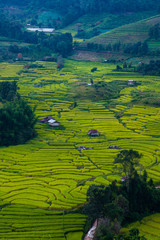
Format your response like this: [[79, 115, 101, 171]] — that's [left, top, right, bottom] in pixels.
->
[[88, 129, 100, 136], [77, 146, 94, 150], [109, 145, 121, 149]]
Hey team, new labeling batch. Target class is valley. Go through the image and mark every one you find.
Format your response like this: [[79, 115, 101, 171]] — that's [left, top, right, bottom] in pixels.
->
[[0, 60, 160, 239]]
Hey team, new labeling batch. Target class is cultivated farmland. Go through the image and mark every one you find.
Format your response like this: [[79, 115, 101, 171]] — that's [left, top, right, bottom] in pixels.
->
[[123, 213, 160, 240], [0, 60, 160, 239]]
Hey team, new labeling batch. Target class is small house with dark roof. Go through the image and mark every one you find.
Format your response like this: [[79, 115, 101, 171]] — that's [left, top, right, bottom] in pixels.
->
[[88, 129, 100, 136]]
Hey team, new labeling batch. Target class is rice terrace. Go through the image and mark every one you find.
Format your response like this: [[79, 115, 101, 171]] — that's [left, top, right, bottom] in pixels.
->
[[0, 59, 160, 239], [0, 0, 160, 239]]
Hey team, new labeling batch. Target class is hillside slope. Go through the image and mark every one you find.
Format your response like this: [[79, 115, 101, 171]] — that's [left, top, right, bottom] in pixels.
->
[[59, 11, 157, 39], [85, 15, 160, 45]]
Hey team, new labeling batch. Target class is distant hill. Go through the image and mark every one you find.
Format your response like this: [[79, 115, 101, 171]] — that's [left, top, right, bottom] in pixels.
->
[[1, 0, 160, 29], [85, 15, 160, 46], [61, 11, 157, 39]]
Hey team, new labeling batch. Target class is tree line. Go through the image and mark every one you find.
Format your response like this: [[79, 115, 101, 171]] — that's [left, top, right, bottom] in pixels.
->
[[136, 60, 160, 75], [85, 41, 149, 56], [1, 0, 160, 14]]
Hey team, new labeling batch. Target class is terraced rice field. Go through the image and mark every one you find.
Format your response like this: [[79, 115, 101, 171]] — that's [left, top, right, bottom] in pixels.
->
[[0, 60, 160, 239]]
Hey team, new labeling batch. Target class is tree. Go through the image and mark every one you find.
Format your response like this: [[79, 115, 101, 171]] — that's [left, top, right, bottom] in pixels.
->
[[83, 185, 113, 220], [0, 99, 37, 146], [0, 81, 19, 101], [149, 24, 160, 40], [114, 150, 142, 176], [91, 67, 97, 72], [123, 62, 127, 68], [94, 218, 114, 240], [90, 78, 94, 85]]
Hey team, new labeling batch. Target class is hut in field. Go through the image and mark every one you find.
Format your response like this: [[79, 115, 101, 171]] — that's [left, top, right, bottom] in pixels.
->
[[88, 129, 100, 136], [40, 116, 61, 128], [77, 146, 94, 151], [127, 80, 137, 85], [40, 116, 55, 123], [109, 145, 121, 149]]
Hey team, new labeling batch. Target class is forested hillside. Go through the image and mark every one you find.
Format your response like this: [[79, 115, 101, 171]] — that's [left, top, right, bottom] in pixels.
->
[[1, 0, 160, 13]]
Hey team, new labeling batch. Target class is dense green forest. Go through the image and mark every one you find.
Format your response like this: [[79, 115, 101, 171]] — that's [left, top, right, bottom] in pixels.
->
[[1, 0, 160, 13]]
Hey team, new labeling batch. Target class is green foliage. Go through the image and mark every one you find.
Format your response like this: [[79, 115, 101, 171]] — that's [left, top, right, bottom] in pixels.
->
[[136, 60, 160, 75], [149, 24, 160, 40], [124, 41, 149, 56], [83, 183, 125, 223], [0, 15, 73, 58], [91, 67, 97, 72], [94, 219, 114, 240], [127, 171, 160, 217], [0, 81, 19, 101], [26, 63, 44, 69], [114, 149, 142, 176], [93, 81, 124, 101], [0, 99, 37, 146], [4, 0, 159, 14], [131, 89, 160, 106], [115, 227, 147, 240]]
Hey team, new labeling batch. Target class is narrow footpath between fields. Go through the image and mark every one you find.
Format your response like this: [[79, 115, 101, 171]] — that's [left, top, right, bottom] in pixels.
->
[[84, 219, 98, 240]]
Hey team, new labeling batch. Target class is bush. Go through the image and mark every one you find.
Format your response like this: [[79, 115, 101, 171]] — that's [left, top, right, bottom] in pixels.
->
[[91, 67, 97, 72]]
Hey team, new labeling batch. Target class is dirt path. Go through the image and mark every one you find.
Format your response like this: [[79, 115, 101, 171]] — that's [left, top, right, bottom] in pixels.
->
[[84, 219, 98, 240]]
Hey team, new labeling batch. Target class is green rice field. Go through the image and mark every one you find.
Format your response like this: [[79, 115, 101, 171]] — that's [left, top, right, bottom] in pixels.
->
[[0, 59, 160, 239], [122, 213, 160, 240]]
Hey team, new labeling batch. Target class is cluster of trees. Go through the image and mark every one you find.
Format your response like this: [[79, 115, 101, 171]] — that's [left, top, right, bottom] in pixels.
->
[[0, 100, 37, 146], [93, 81, 125, 101], [149, 24, 160, 40], [86, 41, 149, 56], [124, 41, 149, 55], [136, 60, 160, 75], [131, 89, 160, 106], [115, 228, 147, 240], [0, 81, 19, 102], [83, 150, 160, 240], [86, 42, 121, 52], [0, 81, 37, 146], [0, 15, 73, 57]]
